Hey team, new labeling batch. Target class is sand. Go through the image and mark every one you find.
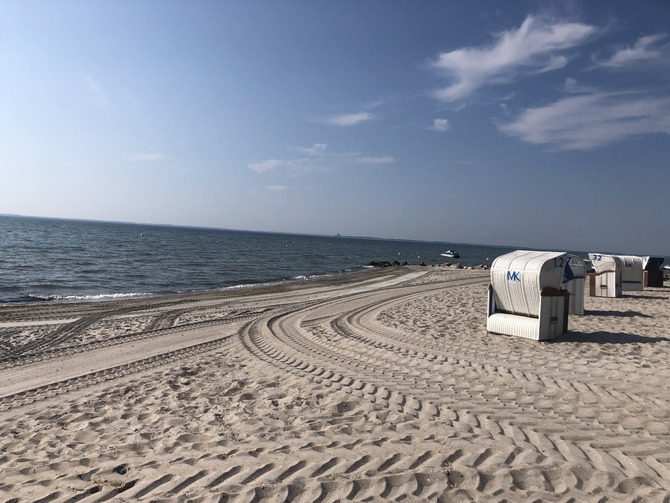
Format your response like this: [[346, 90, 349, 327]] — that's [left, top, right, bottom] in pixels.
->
[[0, 266, 668, 502]]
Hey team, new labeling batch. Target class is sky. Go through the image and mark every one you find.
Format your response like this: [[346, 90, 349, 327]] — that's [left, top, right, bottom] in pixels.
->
[[1, 1, 669, 255]]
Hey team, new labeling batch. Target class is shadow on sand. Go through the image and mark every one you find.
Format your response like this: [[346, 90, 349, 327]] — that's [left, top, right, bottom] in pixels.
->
[[623, 294, 668, 300], [585, 310, 653, 318], [552, 332, 670, 344]]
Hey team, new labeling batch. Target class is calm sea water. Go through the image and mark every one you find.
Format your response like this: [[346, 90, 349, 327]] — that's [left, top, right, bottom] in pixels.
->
[[0, 215, 558, 304]]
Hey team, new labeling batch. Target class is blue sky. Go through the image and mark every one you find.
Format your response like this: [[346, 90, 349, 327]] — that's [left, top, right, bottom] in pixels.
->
[[1, 1, 669, 255]]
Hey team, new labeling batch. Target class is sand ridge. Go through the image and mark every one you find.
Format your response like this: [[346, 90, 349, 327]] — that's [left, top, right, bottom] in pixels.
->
[[0, 267, 668, 502]]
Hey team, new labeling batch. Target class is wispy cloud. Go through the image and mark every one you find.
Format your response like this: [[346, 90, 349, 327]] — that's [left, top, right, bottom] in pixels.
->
[[498, 91, 670, 150], [293, 143, 327, 156], [128, 153, 169, 162], [84, 75, 111, 107], [267, 185, 289, 192], [593, 33, 669, 68], [431, 15, 597, 102], [248, 143, 393, 175], [562, 77, 597, 94], [247, 159, 282, 173], [431, 118, 450, 132], [355, 155, 395, 164], [321, 111, 373, 126]]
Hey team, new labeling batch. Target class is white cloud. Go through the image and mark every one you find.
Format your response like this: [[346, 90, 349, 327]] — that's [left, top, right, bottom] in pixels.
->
[[562, 77, 597, 94], [267, 185, 289, 192], [594, 33, 668, 68], [322, 111, 373, 126], [294, 143, 327, 156], [431, 118, 450, 132], [355, 155, 395, 164], [563, 77, 579, 92], [537, 54, 569, 73], [431, 15, 597, 102], [248, 159, 282, 173], [498, 91, 670, 150]]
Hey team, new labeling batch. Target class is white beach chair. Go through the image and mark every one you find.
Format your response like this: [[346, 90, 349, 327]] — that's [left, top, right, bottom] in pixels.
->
[[588, 253, 622, 297], [616, 255, 644, 291], [487, 250, 570, 341], [563, 255, 586, 315], [642, 256, 665, 287]]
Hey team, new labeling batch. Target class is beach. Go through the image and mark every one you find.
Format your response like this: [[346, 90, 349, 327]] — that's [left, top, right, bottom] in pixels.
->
[[0, 266, 668, 502]]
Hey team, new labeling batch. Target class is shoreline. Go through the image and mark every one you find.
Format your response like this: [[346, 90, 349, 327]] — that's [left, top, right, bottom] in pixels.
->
[[1, 262, 484, 310], [0, 267, 668, 501], [0, 265, 395, 308], [2, 262, 465, 308]]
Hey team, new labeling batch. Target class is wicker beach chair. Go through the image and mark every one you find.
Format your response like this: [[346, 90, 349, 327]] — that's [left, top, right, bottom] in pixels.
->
[[618, 255, 644, 292], [588, 253, 622, 298], [617, 255, 644, 291], [642, 256, 665, 288], [564, 254, 587, 315], [486, 250, 570, 341]]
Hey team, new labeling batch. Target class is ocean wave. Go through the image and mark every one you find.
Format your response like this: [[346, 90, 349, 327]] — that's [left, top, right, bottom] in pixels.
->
[[219, 278, 292, 291], [28, 292, 155, 303]]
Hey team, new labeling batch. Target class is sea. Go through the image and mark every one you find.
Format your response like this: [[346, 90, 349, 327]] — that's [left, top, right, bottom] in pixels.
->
[[0, 214, 602, 305]]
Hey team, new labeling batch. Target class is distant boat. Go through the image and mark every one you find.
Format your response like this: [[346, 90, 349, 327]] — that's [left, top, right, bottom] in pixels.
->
[[440, 250, 460, 259], [664, 265, 670, 270]]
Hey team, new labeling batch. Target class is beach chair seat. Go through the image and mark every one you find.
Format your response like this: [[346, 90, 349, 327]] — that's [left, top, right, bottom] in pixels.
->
[[487, 250, 569, 341]]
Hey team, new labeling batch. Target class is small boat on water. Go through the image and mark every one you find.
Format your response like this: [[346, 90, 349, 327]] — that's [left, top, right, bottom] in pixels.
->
[[440, 250, 460, 259]]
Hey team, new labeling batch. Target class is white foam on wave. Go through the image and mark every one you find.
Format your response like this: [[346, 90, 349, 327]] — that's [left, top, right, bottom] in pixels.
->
[[220, 281, 282, 291], [32, 292, 155, 303], [220, 272, 335, 292]]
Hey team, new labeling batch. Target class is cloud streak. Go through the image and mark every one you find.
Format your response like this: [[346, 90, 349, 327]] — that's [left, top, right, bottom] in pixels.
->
[[267, 185, 289, 192], [321, 111, 373, 126], [498, 91, 670, 150], [128, 153, 169, 162], [593, 33, 669, 68], [84, 75, 111, 107], [293, 143, 327, 156], [355, 155, 395, 164], [247, 159, 282, 173], [248, 143, 394, 175], [431, 15, 597, 102]]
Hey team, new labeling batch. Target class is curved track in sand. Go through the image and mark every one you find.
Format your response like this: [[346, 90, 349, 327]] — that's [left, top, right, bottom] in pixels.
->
[[1, 267, 669, 502]]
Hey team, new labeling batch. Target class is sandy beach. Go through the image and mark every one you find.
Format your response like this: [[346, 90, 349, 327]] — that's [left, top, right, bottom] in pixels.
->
[[0, 266, 668, 502]]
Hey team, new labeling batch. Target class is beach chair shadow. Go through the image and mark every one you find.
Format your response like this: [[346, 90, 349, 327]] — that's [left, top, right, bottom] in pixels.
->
[[585, 309, 653, 318], [551, 332, 670, 344], [622, 294, 668, 300]]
